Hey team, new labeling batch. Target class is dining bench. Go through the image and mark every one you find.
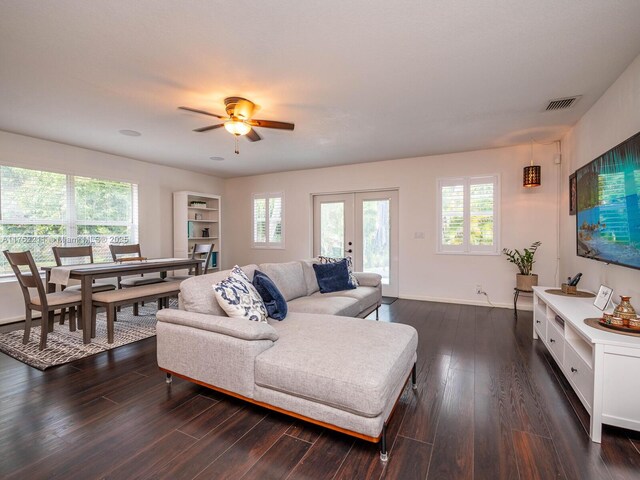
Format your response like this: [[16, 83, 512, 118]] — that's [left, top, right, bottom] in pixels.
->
[[91, 282, 181, 343]]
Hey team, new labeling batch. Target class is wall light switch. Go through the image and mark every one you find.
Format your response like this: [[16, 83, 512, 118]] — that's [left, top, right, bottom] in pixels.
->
[[414, 231, 425, 239]]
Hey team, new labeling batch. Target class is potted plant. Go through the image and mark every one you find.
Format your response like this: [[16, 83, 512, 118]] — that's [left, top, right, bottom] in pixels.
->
[[502, 241, 541, 291]]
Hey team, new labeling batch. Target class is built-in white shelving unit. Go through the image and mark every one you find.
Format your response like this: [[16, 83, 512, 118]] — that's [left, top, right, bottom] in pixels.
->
[[173, 191, 221, 272]]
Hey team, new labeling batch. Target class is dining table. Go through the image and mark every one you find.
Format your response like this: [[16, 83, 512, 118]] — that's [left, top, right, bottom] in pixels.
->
[[42, 258, 203, 344]]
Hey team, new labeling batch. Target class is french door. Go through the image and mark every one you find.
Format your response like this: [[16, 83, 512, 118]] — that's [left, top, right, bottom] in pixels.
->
[[313, 190, 399, 297]]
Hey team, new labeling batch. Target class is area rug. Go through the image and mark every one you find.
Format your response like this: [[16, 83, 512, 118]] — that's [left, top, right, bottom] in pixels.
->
[[0, 302, 173, 370]]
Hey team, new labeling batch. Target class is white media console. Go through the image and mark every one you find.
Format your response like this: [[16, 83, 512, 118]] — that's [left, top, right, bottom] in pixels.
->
[[532, 286, 640, 442]]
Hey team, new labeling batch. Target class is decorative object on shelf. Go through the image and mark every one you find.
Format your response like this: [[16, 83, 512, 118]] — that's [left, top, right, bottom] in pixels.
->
[[593, 284, 613, 310], [567, 272, 582, 286], [613, 296, 637, 322], [189, 201, 207, 207], [503, 241, 541, 291], [602, 312, 625, 327], [544, 288, 595, 298], [194, 213, 203, 220], [201, 227, 210, 238], [560, 272, 583, 294], [523, 140, 541, 188], [569, 172, 577, 215]]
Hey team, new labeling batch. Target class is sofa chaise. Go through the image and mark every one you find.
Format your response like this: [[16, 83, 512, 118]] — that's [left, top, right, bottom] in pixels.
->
[[156, 260, 418, 460]]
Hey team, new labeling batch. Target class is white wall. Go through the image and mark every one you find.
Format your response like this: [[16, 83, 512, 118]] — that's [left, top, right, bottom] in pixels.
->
[[223, 143, 560, 308], [560, 53, 640, 301], [0, 131, 224, 324]]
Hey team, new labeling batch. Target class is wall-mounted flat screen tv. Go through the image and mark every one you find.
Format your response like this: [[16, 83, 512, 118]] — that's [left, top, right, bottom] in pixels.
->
[[576, 131, 640, 269]]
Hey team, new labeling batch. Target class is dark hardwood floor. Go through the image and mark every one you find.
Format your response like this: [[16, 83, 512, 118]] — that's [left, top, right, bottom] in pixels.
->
[[2, 300, 640, 479]]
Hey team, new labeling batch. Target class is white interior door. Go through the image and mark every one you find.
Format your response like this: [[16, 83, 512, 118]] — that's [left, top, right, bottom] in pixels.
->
[[313, 190, 399, 297]]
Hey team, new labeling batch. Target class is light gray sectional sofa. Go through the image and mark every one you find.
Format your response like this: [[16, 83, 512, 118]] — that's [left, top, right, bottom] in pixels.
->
[[156, 260, 418, 460]]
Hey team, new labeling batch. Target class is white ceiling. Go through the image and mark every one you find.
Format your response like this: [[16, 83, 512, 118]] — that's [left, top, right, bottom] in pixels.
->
[[1, 1, 640, 178]]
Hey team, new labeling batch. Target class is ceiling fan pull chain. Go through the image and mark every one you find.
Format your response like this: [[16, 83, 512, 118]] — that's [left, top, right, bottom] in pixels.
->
[[234, 135, 240, 154]]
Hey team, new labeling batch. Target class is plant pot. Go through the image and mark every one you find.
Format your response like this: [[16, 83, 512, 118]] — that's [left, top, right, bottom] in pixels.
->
[[516, 274, 538, 291]]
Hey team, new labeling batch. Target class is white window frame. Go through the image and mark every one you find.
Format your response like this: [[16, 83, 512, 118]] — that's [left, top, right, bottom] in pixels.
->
[[437, 174, 500, 255], [252, 192, 285, 249]]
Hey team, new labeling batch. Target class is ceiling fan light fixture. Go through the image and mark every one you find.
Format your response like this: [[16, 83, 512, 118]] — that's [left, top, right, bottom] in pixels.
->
[[224, 120, 251, 136]]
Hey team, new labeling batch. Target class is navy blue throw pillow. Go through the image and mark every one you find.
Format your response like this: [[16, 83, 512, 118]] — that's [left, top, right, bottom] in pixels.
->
[[252, 270, 288, 320], [313, 259, 356, 294]]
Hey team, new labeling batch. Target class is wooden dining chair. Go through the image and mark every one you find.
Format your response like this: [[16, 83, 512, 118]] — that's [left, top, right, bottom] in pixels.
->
[[52, 246, 116, 326], [168, 243, 215, 283], [109, 243, 166, 315], [3, 250, 82, 350]]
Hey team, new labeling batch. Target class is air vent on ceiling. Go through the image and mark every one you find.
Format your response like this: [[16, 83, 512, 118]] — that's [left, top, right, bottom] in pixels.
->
[[545, 96, 581, 111]]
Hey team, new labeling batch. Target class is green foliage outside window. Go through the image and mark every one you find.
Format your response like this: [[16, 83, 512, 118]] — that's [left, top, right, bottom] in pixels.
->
[[0, 166, 137, 275]]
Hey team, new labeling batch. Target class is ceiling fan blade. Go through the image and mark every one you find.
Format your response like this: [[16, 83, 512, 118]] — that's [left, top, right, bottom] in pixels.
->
[[193, 124, 224, 132], [248, 119, 295, 130], [246, 129, 262, 142], [178, 106, 225, 119]]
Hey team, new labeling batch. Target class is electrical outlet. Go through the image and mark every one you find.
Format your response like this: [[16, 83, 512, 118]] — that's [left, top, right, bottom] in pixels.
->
[[476, 284, 483, 295]]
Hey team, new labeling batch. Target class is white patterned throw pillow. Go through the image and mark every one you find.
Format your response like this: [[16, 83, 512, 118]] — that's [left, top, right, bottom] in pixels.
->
[[318, 256, 359, 287], [213, 266, 267, 322]]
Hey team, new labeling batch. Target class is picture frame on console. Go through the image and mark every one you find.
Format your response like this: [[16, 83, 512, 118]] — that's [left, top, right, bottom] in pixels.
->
[[594, 284, 613, 310]]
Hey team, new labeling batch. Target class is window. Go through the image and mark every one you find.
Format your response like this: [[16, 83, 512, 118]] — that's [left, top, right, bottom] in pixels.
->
[[437, 175, 499, 254], [252, 192, 284, 248], [0, 165, 138, 276]]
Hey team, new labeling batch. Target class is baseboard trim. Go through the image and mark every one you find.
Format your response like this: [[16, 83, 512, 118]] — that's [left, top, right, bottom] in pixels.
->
[[397, 294, 534, 311], [0, 312, 42, 326]]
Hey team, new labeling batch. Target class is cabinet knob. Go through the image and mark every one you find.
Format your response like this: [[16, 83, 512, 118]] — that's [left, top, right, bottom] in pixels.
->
[[549, 338, 556, 343], [536, 320, 541, 324], [571, 367, 578, 373]]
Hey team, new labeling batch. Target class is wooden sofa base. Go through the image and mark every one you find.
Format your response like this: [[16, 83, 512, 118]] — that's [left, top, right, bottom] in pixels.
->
[[159, 362, 416, 448]]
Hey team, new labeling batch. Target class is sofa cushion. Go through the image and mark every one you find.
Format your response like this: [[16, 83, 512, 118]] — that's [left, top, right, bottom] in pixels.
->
[[180, 265, 258, 315], [287, 295, 360, 317], [258, 261, 307, 302], [309, 286, 379, 314], [300, 259, 320, 296], [213, 273, 268, 323], [256, 313, 418, 417], [318, 256, 359, 287], [313, 259, 356, 294], [253, 270, 288, 320]]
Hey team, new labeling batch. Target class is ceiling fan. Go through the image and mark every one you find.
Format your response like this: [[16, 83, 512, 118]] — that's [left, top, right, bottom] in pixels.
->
[[179, 97, 294, 154]]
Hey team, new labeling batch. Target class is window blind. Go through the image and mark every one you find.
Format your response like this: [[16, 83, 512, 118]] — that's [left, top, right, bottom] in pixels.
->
[[438, 175, 499, 254], [252, 193, 284, 248]]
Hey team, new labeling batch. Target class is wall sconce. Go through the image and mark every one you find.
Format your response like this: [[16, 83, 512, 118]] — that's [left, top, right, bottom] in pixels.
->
[[523, 140, 541, 187]]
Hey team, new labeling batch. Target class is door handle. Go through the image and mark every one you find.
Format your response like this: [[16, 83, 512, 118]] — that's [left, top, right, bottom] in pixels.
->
[[536, 320, 541, 324], [549, 338, 556, 343], [571, 367, 578, 373]]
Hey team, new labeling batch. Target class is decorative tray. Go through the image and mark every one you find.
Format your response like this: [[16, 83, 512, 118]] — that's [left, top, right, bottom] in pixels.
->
[[544, 289, 595, 298], [584, 317, 640, 337]]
